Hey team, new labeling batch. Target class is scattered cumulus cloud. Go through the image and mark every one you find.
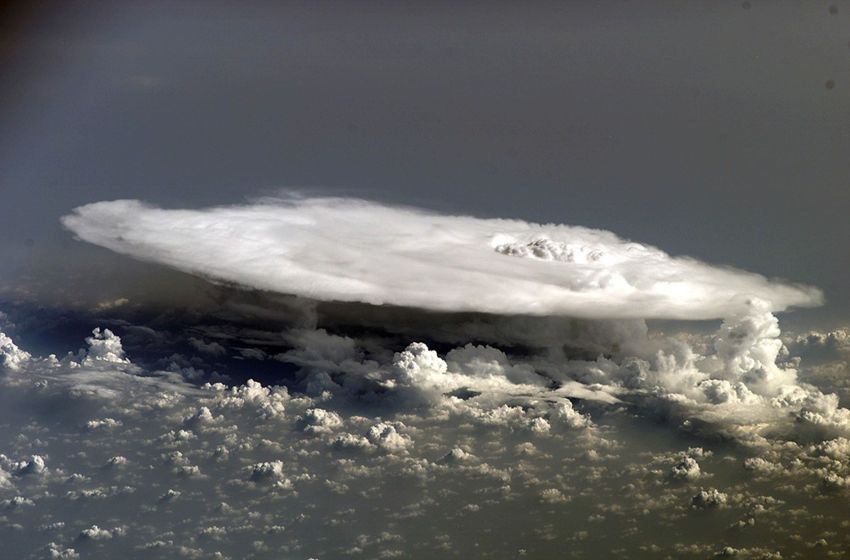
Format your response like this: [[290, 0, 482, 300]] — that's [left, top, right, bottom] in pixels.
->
[[1, 319, 850, 557]]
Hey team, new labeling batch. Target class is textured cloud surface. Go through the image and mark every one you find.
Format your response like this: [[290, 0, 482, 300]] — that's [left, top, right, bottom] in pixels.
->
[[45, 196, 849, 557], [62, 197, 821, 320], [3, 315, 850, 558]]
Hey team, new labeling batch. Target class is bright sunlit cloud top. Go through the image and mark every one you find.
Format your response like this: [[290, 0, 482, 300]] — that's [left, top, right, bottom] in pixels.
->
[[61, 197, 822, 320]]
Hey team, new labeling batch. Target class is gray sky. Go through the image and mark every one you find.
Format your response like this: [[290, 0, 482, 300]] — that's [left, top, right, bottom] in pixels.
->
[[1, 1, 848, 326]]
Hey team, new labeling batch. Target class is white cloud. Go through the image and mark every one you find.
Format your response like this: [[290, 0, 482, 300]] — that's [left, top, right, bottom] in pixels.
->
[[299, 408, 344, 434], [105, 456, 129, 468], [204, 379, 290, 419], [366, 422, 412, 453], [61, 197, 821, 320], [549, 401, 591, 430], [690, 488, 728, 509], [9, 455, 47, 477], [0, 331, 31, 372], [670, 454, 702, 481], [247, 460, 290, 489], [183, 406, 219, 430], [78, 525, 115, 540], [45, 542, 79, 559], [445, 344, 541, 386], [0, 319, 849, 558], [85, 418, 122, 430], [331, 432, 373, 451], [539, 488, 570, 504], [82, 328, 130, 365], [384, 342, 565, 409], [2, 495, 35, 510]]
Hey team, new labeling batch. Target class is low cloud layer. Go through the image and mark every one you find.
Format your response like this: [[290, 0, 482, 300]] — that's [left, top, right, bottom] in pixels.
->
[[61, 197, 821, 320], [3, 311, 850, 558]]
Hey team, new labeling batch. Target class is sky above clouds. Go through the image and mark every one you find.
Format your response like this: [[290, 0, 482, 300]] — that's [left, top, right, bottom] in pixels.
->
[[1, 1, 849, 558]]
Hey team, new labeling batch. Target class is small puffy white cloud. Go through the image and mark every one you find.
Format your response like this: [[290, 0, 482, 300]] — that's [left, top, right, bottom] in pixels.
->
[[548, 400, 591, 430], [2, 495, 35, 510], [205, 379, 289, 419], [0, 331, 31, 371], [78, 525, 114, 540], [83, 328, 129, 365], [199, 525, 227, 540], [393, 342, 448, 383], [105, 456, 129, 468], [158, 489, 181, 503], [0, 468, 12, 489], [691, 488, 728, 509], [45, 542, 79, 559], [787, 328, 850, 357], [743, 457, 783, 476], [389, 342, 452, 404], [61, 197, 821, 320], [438, 448, 473, 465], [247, 460, 289, 487], [367, 422, 412, 453], [300, 408, 344, 434], [670, 454, 701, 481], [331, 432, 373, 451], [813, 437, 850, 461], [528, 417, 551, 434], [539, 488, 570, 504], [175, 464, 202, 477], [386, 342, 556, 408], [445, 344, 541, 386], [184, 406, 218, 429], [85, 418, 122, 430], [248, 461, 283, 480], [10, 455, 47, 477]]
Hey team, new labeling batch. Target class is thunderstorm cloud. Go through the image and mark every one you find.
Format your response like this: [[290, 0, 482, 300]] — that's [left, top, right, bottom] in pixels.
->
[[0, 196, 838, 558], [61, 197, 821, 320]]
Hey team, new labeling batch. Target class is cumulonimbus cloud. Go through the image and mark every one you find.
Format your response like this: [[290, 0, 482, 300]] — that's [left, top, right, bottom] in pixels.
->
[[61, 196, 821, 320]]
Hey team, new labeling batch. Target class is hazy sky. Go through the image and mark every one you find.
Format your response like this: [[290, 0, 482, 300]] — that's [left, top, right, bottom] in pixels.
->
[[1, 1, 848, 325]]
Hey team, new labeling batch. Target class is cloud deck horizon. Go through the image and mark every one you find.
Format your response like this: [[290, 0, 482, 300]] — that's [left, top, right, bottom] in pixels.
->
[[61, 197, 821, 320]]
